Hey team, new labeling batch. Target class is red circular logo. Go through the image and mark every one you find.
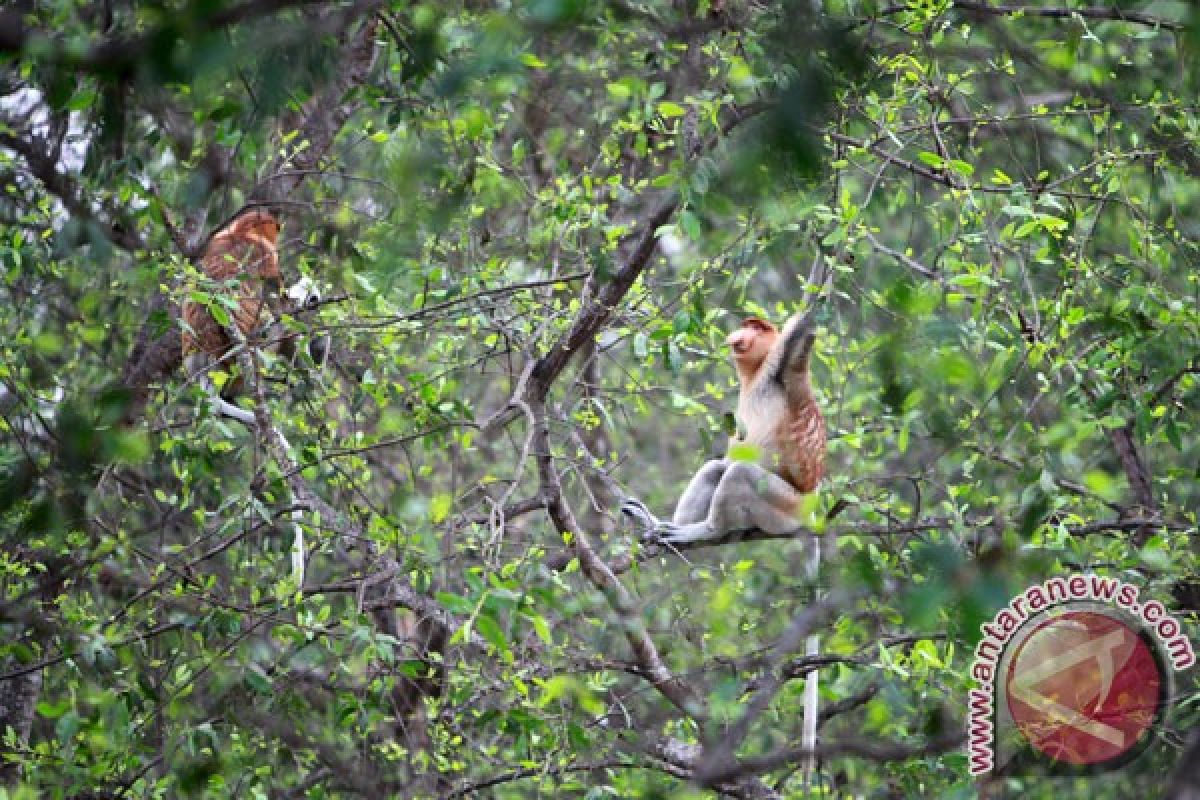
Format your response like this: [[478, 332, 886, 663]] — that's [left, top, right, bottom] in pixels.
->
[[1005, 610, 1164, 766]]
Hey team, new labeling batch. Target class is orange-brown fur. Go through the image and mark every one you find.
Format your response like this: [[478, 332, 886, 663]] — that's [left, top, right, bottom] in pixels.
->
[[181, 210, 282, 361], [727, 317, 826, 496]]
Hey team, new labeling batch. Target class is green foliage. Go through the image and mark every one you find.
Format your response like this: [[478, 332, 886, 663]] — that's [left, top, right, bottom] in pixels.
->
[[0, 0, 1197, 798]]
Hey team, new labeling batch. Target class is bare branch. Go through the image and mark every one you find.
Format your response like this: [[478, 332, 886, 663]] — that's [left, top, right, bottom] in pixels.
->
[[944, 2, 1183, 31], [696, 590, 853, 785], [529, 397, 706, 719], [0, 131, 144, 251], [863, 230, 940, 281], [701, 730, 965, 785]]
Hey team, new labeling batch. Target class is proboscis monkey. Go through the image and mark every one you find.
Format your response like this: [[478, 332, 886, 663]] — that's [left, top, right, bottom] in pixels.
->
[[623, 312, 827, 777], [181, 209, 322, 587], [621, 313, 826, 542], [181, 209, 283, 426]]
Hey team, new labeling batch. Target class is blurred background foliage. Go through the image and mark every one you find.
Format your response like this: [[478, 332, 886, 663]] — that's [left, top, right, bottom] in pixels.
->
[[0, 0, 1197, 797]]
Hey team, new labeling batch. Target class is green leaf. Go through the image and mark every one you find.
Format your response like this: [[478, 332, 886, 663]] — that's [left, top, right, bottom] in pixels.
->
[[475, 613, 510, 655], [436, 592, 473, 614], [657, 101, 686, 118], [67, 88, 97, 111], [1014, 219, 1040, 239], [55, 711, 81, 745], [679, 210, 701, 241], [728, 442, 760, 462], [36, 699, 72, 719], [917, 151, 945, 169], [526, 613, 553, 646], [948, 159, 975, 177], [633, 332, 648, 358], [606, 82, 632, 100], [430, 492, 452, 523], [244, 665, 273, 695]]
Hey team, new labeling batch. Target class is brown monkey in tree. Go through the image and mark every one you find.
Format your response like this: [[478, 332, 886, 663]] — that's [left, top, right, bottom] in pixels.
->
[[622, 313, 826, 543], [182, 209, 283, 425], [181, 209, 329, 585]]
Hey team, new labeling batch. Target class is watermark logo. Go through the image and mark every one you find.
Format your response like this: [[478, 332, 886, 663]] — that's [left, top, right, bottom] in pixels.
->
[[1006, 610, 1162, 766], [967, 574, 1194, 776]]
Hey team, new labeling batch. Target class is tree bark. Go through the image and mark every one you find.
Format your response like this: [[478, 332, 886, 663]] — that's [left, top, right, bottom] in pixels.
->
[[0, 666, 42, 786]]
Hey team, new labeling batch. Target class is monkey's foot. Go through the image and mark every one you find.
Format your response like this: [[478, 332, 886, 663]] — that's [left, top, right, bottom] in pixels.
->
[[651, 522, 720, 544], [619, 497, 660, 535]]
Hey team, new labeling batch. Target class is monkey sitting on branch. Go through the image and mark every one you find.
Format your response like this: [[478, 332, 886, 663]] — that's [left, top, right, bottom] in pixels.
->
[[622, 313, 826, 544], [181, 209, 284, 426], [181, 209, 327, 426], [180, 208, 328, 587]]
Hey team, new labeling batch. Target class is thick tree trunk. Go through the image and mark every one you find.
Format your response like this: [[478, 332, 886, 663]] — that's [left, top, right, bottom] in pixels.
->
[[0, 666, 42, 786]]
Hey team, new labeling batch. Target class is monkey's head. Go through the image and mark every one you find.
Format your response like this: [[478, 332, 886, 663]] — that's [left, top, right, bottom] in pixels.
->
[[231, 209, 280, 243], [726, 317, 778, 370]]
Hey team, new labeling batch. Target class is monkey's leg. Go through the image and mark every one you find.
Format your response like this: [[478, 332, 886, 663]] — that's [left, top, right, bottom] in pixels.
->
[[620, 459, 728, 538], [671, 459, 728, 524], [655, 462, 800, 544], [184, 354, 257, 426], [709, 462, 801, 534], [211, 394, 256, 425]]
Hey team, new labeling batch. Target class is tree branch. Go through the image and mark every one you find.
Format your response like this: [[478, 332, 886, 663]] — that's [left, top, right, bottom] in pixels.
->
[[493, 108, 767, 717], [695, 590, 852, 785], [529, 397, 705, 719], [699, 730, 965, 785], [0, 131, 145, 251], [594, 516, 1182, 576], [1151, 363, 1199, 407], [482, 101, 767, 433], [249, 4, 382, 204], [945, 2, 1183, 32], [637, 735, 781, 800]]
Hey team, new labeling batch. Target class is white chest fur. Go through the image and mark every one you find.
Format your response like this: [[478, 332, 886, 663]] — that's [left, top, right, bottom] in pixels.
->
[[735, 380, 784, 448]]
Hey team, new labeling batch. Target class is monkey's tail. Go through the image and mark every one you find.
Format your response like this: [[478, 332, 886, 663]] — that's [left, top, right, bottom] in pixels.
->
[[271, 425, 306, 589], [801, 536, 820, 784], [290, 506, 306, 588]]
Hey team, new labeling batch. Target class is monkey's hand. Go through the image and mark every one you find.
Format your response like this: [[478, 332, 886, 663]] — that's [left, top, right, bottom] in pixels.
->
[[780, 314, 816, 367]]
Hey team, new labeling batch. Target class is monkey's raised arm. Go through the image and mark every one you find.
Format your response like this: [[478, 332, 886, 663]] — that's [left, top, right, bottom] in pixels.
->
[[766, 313, 817, 397]]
